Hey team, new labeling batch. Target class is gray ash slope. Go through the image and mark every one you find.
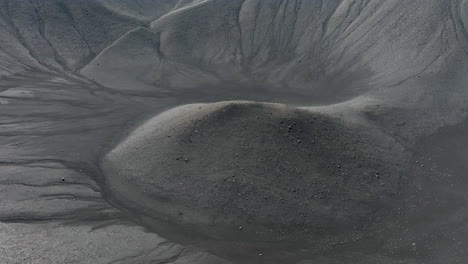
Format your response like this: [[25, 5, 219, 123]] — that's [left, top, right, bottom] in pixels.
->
[[0, 0, 199, 75], [2, 0, 467, 137], [1, 0, 468, 264], [82, 0, 468, 138]]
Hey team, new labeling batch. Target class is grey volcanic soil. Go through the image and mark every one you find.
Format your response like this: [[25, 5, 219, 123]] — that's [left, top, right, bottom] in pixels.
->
[[1, 0, 468, 264], [103, 102, 407, 240]]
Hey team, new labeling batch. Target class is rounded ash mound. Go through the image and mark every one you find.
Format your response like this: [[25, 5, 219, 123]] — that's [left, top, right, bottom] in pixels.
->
[[102, 101, 408, 240]]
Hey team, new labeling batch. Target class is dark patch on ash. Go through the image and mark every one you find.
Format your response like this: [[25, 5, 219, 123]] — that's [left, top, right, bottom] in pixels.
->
[[102, 101, 409, 241]]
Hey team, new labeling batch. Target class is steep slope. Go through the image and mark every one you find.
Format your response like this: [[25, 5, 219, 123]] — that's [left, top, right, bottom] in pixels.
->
[[81, 0, 468, 140], [0, 0, 188, 76], [96, 0, 204, 22], [84, 0, 468, 92], [81, 26, 219, 92]]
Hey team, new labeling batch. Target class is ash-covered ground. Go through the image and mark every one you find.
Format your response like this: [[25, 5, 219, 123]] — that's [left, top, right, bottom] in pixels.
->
[[1, 1, 468, 263]]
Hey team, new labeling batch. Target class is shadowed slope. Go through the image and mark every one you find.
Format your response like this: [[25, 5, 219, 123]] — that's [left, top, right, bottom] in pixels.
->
[[0, 0, 187, 75]]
